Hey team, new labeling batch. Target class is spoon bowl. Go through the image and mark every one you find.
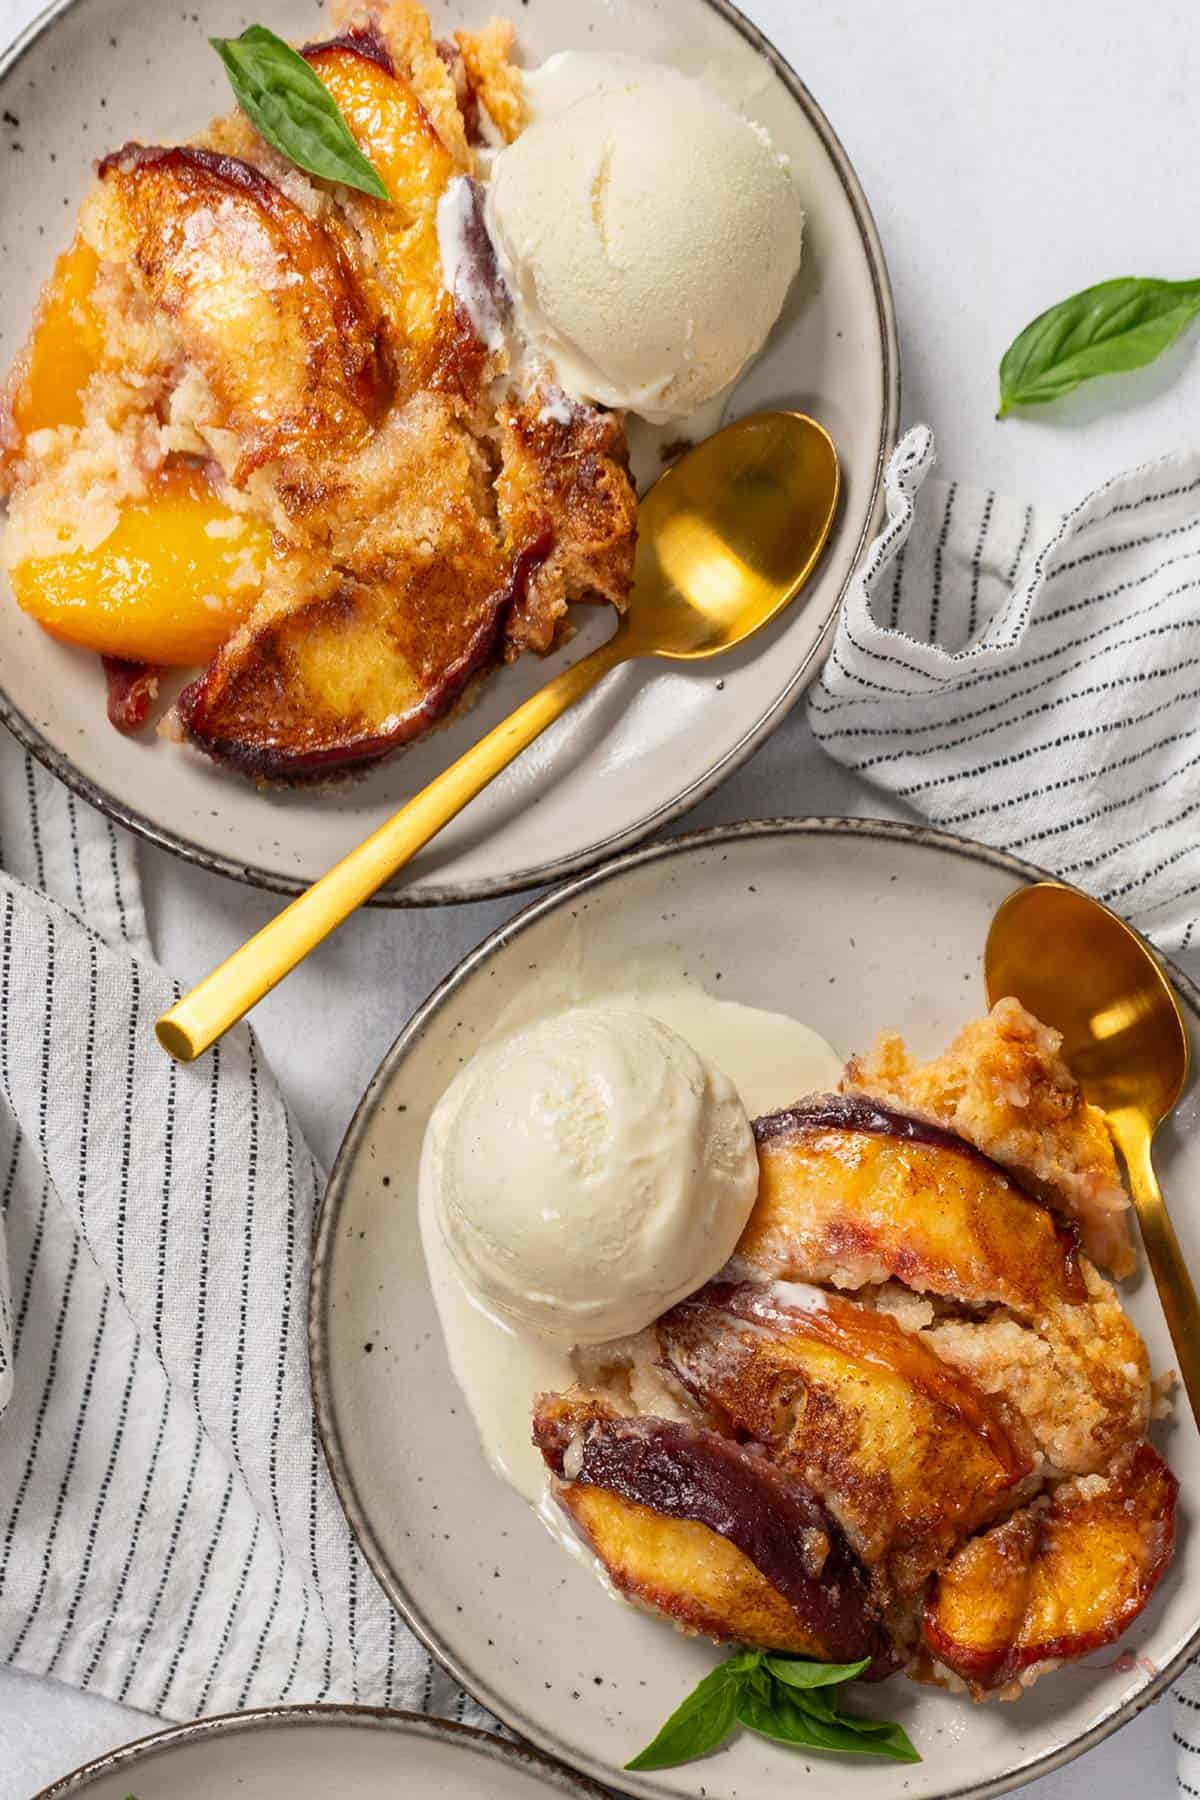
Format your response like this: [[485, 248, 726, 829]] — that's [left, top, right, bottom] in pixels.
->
[[986, 882, 1190, 1122], [158, 412, 841, 1061], [626, 411, 840, 657], [986, 879, 1198, 1421]]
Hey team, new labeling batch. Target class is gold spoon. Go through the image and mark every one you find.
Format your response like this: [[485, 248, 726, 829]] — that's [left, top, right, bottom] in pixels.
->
[[157, 410, 840, 1062], [985, 880, 1198, 1423]]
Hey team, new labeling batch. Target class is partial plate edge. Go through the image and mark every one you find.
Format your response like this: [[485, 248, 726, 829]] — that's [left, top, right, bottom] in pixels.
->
[[31, 1703, 614, 1799]]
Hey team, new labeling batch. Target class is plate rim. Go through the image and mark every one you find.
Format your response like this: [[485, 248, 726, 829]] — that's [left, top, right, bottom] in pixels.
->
[[310, 815, 1200, 1800], [30, 1702, 614, 1799], [0, 0, 900, 907]]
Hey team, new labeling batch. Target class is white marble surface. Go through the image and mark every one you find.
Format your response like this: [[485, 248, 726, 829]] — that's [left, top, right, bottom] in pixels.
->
[[1, 0, 1197, 1791]]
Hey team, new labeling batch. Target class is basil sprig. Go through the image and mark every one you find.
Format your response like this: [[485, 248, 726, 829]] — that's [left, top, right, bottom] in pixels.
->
[[998, 276, 1200, 416], [626, 1650, 919, 1771], [210, 25, 388, 199]]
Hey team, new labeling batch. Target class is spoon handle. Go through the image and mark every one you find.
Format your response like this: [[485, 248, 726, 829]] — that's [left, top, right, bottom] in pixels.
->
[[156, 631, 630, 1062], [1110, 1109, 1200, 1426]]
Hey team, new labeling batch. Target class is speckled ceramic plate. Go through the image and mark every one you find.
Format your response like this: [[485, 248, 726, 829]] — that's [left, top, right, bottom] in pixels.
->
[[0, 0, 896, 903], [33, 1705, 611, 1799], [311, 819, 1200, 1799]]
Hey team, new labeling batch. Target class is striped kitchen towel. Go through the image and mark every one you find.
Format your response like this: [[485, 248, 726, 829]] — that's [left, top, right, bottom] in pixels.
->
[[809, 425, 1200, 1793], [0, 733, 481, 1726], [1179, 1660, 1200, 1800], [810, 426, 1200, 955]]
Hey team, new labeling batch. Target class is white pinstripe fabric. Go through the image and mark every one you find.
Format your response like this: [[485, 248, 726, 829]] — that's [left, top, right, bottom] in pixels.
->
[[0, 734, 481, 1725], [811, 428, 1200, 956], [1180, 1662, 1200, 1799], [810, 428, 1200, 1792]]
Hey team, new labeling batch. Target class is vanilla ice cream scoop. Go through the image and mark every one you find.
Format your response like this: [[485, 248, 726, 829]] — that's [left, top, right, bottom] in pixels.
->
[[432, 1007, 758, 1343], [483, 55, 804, 423]]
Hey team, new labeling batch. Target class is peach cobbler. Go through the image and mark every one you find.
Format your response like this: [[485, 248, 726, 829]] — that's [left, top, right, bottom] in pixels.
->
[[0, 2, 637, 776], [529, 1000, 1176, 1699]]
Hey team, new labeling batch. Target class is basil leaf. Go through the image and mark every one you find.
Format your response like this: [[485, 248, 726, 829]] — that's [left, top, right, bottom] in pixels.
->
[[763, 1654, 870, 1689], [210, 25, 388, 199], [789, 1686, 912, 1739], [747, 1666, 774, 1703], [626, 1647, 919, 1771], [737, 1686, 920, 1762], [998, 276, 1200, 416], [787, 1682, 919, 1757], [624, 1659, 742, 1772], [840, 1717, 922, 1761], [783, 1685, 841, 1722], [734, 1684, 826, 1749]]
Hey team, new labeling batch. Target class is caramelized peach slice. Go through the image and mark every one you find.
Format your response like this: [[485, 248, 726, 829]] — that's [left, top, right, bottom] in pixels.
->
[[96, 144, 389, 483], [303, 38, 459, 377], [534, 1397, 893, 1672], [660, 1282, 1033, 1603], [10, 463, 271, 665], [845, 999, 1135, 1277], [739, 1096, 1086, 1316], [177, 529, 548, 779], [924, 1444, 1177, 1692], [563, 1481, 824, 1652], [1, 238, 104, 471]]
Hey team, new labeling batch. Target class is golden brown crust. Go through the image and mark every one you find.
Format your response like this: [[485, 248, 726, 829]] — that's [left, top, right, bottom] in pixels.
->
[[923, 1262, 1151, 1478], [844, 999, 1135, 1276], [175, 394, 546, 778], [497, 390, 636, 654], [455, 19, 529, 142]]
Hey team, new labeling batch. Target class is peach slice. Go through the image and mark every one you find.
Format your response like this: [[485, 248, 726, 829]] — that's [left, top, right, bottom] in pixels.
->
[[924, 1443, 1177, 1692], [660, 1282, 1033, 1603], [177, 529, 550, 779], [844, 1001, 1135, 1278], [97, 144, 389, 484], [534, 1396, 894, 1672], [303, 37, 460, 380], [739, 1096, 1087, 1316], [1, 237, 104, 471], [10, 463, 271, 665]]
